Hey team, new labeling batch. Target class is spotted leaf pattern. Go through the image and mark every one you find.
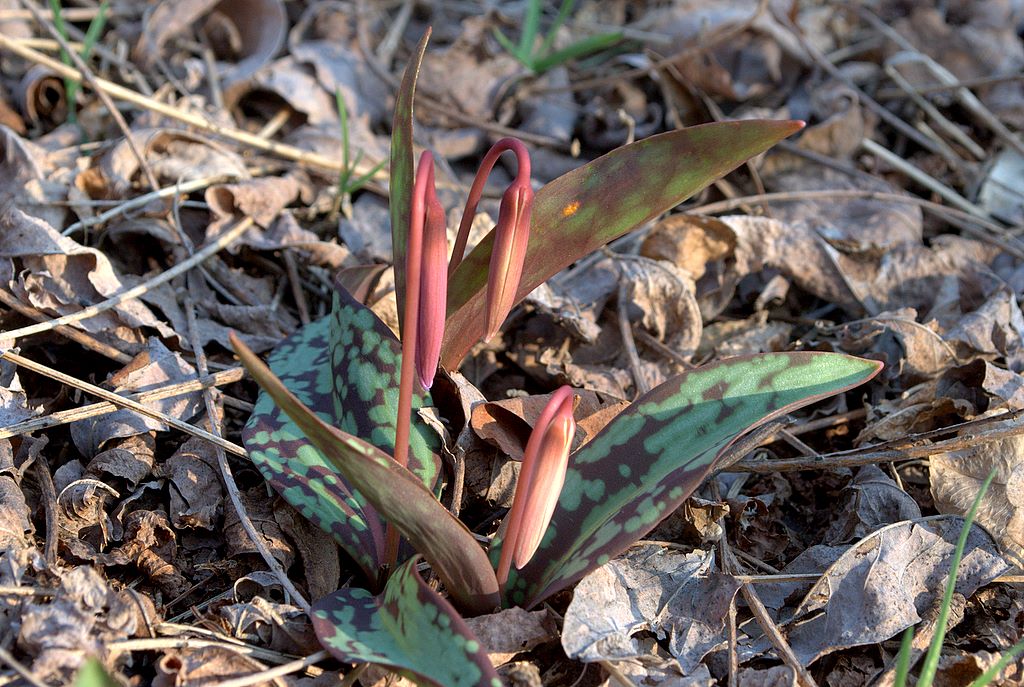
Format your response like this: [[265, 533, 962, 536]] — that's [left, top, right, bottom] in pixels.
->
[[241, 288, 439, 580], [440, 120, 804, 368], [234, 333, 500, 615], [313, 556, 501, 687], [502, 352, 883, 607]]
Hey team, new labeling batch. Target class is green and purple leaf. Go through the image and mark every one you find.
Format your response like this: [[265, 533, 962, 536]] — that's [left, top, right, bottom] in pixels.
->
[[501, 352, 882, 607], [440, 120, 804, 368], [390, 29, 431, 329], [234, 333, 501, 615], [241, 289, 439, 580], [313, 556, 501, 687]]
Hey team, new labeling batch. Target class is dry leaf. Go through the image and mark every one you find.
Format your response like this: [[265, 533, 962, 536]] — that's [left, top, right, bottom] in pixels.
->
[[562, 544, 741, 674], [163, 437, 222, 531], [463, 607, 558, 666], [930, 419, 1024, 567], [775, 516, 1008, 664], [822, 465, 921, 545], [70, 339, 203, 457]]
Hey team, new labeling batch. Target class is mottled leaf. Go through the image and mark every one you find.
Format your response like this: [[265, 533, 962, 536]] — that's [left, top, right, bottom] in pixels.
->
[[313, 556, 501, 687], [327, 287, 440, 487], [233, 333, 500, 615], [390, 29, 431, 329], [241, 289, 439, 579], [503, 352, 882, 607], [440, 120, 804, 368]]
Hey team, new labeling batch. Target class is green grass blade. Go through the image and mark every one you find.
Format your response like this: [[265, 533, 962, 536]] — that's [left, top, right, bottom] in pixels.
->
[[893, 626, 915, 687], [538, 0, 577, 58], [532, 31, 623, 73], [917, 467, 998, 687], [440, 119, 804, 369], [346, 157, 388, 194], [493, 28, 528, 67], [73, 658, 119, 687], [967, 636, 1024, 687], [519, 0, 542, 56]]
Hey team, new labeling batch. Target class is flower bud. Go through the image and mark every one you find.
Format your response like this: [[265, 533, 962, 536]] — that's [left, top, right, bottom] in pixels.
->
[[496, 386, 576, 586]]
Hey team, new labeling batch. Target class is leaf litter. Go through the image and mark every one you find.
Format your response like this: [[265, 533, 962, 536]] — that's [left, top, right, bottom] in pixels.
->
[[0, 1, 1021, 685]]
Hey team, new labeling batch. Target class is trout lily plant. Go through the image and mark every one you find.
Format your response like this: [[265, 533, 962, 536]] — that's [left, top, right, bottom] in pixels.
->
[[230, 31, 882, 687]]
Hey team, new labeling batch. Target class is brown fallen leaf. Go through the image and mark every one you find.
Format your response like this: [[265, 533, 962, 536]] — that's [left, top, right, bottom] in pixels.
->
[[18, 566, 140, 681], [822, 465, 922, 545], [470, 388, 627, 460], [69, 339, 203, 457], [773, 515, 1008, 665], [930, 419, 1024, 567], [463, 606, 558, 667], [153, 645, 272, 687], [162, 437, 222, 531], [562, 544, 741, 675]]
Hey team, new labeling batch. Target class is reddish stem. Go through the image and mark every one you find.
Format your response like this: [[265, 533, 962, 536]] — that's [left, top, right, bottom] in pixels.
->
[[448, 138, 531, 277], [384, 151, 434, 570]]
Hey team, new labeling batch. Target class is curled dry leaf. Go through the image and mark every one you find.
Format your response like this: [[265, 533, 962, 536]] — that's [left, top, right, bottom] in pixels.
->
[[0, 439, 30, 551], [618, 256, 702, 361], [18, 566, 139, 681], [220, 596, 318, 654], [463, 607, 559, 667], [153, 645, 272, 687], [205, 175, 300, 240], [162, 437, 222, 531], [86, 433, 156, 491], [772, 515, 1009, 665], [562, 544, 741, 675], [134, 0, 286, 94], [822, 465, 922, 545], [15, 64, 66, 125], [930, 418, 1024, 567], [90, 129, 249, 198], [70, 339, 203, 457]]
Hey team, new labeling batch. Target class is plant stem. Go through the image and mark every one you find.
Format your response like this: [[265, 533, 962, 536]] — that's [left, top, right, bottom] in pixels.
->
[[385, 152, 432, 569]]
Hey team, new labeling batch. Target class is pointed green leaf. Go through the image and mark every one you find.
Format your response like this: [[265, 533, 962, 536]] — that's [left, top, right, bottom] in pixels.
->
[[234, 334, 500, 615], [242, 289, 439, 579], [440, 120, 804, 368], [390, 29, 431, 330], [503, 352, 882, 607], [313, 556, 502, 687]]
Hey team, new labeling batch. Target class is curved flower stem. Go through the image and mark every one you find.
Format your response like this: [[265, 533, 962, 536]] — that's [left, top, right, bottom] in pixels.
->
[[385, 151, 435, 570], [448, 138, 531, 276]]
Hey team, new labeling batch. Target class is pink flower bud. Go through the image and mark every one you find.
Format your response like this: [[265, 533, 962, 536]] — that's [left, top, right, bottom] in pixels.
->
[[413, 153, 448, 390], [448, 138, 532, 342], [496, 386, 576, 586]]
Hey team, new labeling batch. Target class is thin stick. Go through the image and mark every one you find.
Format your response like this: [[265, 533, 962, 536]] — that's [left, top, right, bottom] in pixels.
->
[[0, 36, 366, 175], [0, 289, 132, 363], [212, 651, 330, 687], [182, 283, 311, 615], [860, 138, 988, 219], [19, 0, 161, 194], [0, 350, 246, 456], [0, 216, 253, 342], [62, 173, 243, 236], [0, 367, 243, 438], [728, 417, 1024, 473]]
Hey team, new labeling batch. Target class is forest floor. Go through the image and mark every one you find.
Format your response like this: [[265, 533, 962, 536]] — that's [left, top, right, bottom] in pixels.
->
[[0, 1, 1022, 686]]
